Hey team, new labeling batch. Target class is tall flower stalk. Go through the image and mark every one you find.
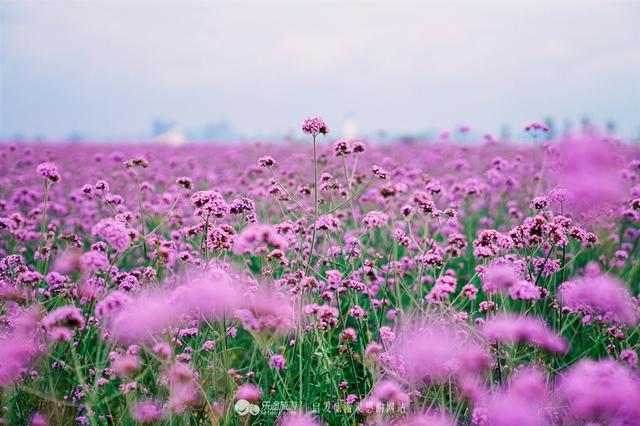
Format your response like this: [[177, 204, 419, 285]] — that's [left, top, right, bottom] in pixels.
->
[[301, 116, 329, 272], [35, 162, 60, 272]]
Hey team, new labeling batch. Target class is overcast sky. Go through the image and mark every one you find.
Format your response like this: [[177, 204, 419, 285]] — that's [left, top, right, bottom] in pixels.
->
[[1, 1, 639, 140]]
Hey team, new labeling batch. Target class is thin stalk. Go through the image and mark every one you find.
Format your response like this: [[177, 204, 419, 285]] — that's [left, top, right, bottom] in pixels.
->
[[306, 135, 319, 273]]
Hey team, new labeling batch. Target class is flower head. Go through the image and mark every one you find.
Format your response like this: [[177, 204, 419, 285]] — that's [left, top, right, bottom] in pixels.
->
[[36, 162, 61, 183], [482, 314, 567, 353], [560, 273, 638, 326], [302, 116, 329, 136]]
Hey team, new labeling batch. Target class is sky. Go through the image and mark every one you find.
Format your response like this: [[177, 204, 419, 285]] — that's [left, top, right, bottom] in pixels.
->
[[1, 1, 639, 141]]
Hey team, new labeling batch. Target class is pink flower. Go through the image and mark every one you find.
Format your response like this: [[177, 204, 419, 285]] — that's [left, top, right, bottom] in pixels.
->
[[0, 309, 41, 387], [620, 348, 638, 366], [481, 263, 519, 293], [362, 211, 389, 230], [479, 368, 552, 426], [372, 379, 409, 406], [234, 288, 295, 336], [95, 291, 132, 318], [315, 214, 341, 232], [508, 280, 541, 301], [258, 156, 276, 167], [109, 270, 241, 343], [191, 190, 228, 218], [372, 164, 391, 179], [131, 399, 165, 423], [166, 363, 200, 414], [92, 218, 131, 252], [553, 138, 625, 212], [390, 320, 487, 384], [558, 359, 640, 424], [301, 117, 329, 136], [269, 354, 286, 370], [36, 162, 60, 182], [80, 250, 109, 272], [233, 224, 289, 255], [236, 383, 263, 402], [41, 305, 85, 341], [29, 413, 49, 426], [482, 314, 567, 353], [386, 412, 455, 426], [111, 353, 140, 378], [278, 411, 322, 426], [560, 273, 638, 326]]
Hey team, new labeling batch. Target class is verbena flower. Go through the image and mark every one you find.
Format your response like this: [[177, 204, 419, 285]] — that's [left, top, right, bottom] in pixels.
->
[[36, 162, 61, 183], [91, 218, 131, 252], [560, 273, 638, 326], [301, 117, 329, 136], [269, 354, 286, 370], [482, 314, 567, 353], [233, 223, 289, 255], [558, 359, 640, 424], [130, 399, 165, 423]]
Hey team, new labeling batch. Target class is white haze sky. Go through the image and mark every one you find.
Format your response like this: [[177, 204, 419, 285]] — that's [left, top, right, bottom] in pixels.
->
[[1, 0, 639, 140]]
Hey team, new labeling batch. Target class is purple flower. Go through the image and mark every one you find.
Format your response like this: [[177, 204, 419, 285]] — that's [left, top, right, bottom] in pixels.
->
[[301, 116, 329, 136], [258, 156, 276, 167], [131, 399, 165, 423], [92, 218, 131, 252], [191, 190, 229, 218], [29, 413, 49, 426], [620, 348, 638, 366], [42, 305, 85, 341], [95, 291, 133, 318], [362, 211, 389, 230], [235, 289, 295, 336], [333, 139, 351, 157], [558, 359, 640, 423], [233, 223, 289, 255], [80, 250, 110, 272], [372, 164, 391, 180], [278, 411, 322, 426], [269, 354, 286, 370], [315, 214, 341, 232], [236, 383, 263, 402], [390, 321, 487, 384], [482, 263, 519, 293], [0, 310, 41, 387], [36, 162, 60, 182], [508, 280, 541, 301], [480, 368, 552, 426], [372, 379, 409, 406], [482, 314, 567, 353], [560, 273, 638, 326]]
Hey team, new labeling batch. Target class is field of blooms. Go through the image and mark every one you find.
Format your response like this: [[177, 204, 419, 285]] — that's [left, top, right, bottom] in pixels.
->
[[1, 118, 639, 426]]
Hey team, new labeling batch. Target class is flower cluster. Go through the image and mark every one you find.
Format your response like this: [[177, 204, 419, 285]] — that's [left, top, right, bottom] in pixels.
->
[[0, 125, 638, 425]]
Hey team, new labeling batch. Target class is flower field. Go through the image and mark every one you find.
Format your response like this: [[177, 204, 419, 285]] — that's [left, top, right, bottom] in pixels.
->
[[1, 119, 639, 425]]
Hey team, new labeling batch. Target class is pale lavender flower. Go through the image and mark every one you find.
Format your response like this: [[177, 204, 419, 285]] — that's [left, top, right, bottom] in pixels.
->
[[482, 314, 567, 353], [236, 383, 263, 402], [558, 359, 640, 424], [482, 264, 519, 293], [92, 218, 131, 252], [233, 224, 289, 255], [131, 399, 165, 423], [560, 273, 638, 326]]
